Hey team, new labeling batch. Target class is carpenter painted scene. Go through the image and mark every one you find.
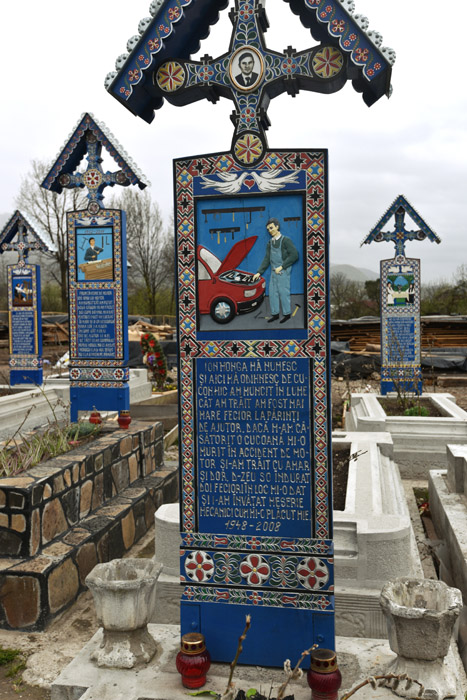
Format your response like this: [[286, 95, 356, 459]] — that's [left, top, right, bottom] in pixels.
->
[[76, 226, 114, 282], [195, 192, 306, 336], [12, 274, 33, 307]]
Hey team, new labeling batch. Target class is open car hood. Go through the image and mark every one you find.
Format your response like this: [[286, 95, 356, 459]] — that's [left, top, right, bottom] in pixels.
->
[[217, 236, 258, 276]]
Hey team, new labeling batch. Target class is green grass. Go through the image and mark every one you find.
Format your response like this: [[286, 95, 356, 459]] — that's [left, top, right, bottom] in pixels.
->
[[0, 648, 21, 666]]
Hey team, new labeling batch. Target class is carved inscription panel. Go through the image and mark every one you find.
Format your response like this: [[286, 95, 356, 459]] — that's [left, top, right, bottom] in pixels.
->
[[196, 357, 312, 538]]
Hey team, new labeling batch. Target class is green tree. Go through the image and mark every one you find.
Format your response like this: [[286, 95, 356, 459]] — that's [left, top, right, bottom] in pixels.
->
[[421, 266, 467, 315], [364, 278, 380, 314], [110, 190, 174, 318], [330, 272, 368, 319]]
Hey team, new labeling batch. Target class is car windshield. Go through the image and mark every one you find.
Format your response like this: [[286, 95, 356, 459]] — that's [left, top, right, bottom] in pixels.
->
[[199, 247, 221, 273]]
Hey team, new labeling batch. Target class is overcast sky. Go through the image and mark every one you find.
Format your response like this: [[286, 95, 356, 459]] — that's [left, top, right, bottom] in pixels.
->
[[1, 0, 466, 283]]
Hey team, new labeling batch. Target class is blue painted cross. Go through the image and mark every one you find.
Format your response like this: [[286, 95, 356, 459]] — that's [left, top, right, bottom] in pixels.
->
[[57, 130, 131, 214], [362, 194, 441, 258], [151, 0, 389, 165], [1, 225, 32, 267]]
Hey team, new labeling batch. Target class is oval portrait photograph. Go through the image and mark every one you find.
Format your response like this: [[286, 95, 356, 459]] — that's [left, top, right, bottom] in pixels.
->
[[229, 46, 264, 92]]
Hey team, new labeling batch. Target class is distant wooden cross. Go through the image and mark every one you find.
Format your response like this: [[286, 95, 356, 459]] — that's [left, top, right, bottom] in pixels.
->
[[0, 211, 49, 268], [154, 0, 375, 163], [57, 131, 131, 214], [361, 194, 441, 258], [1, 225, 30, 266]]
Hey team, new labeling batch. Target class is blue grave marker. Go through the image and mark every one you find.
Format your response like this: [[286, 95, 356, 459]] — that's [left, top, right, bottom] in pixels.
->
[[0, 211, 50, 385], [362, 195, 441, 395], [175, 148, 333, 666], [108, 0, 396, 667], [41, 113, 149, 422]]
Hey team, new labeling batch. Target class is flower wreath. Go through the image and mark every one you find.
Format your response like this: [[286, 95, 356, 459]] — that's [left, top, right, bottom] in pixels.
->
[[140, 332, 168, 391]]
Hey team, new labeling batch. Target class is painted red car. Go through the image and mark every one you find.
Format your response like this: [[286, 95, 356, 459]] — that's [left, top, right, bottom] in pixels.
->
[[197, 236, 265, 324]]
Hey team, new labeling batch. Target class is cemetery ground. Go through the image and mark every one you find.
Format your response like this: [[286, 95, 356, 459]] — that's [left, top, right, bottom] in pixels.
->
[[0, 349, 467, 697]]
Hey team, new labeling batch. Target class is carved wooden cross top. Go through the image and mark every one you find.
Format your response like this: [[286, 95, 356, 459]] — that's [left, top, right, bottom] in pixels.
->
[[41, 113, 149, 213], [106, 0, 394, 166], [57, 131, 130, 214], [1, 225, 31, 266], [152, 0, 378, 164], [0, 210, 50, 268], [361, 195, 441, 259]]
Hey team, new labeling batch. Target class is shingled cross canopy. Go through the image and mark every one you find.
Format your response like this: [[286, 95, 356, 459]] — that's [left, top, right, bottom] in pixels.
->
[[106, 0, 395, 165], [362, 195, 441, 396], [361, 194, 441, 257], [0, 210, 50, 267], [42, 112, 149, 214]]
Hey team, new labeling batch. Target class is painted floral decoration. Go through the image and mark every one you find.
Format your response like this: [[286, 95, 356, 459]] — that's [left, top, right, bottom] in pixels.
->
[[240, 554, 270, 586], [185, 551, 215, 582]]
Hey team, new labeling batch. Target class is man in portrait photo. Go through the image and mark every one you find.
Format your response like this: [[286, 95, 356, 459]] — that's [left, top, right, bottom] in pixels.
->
[[235, 51, 259, 88]]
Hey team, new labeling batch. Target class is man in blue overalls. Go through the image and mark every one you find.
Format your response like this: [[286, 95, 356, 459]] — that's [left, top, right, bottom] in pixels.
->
[[253, 218, 299, 323]]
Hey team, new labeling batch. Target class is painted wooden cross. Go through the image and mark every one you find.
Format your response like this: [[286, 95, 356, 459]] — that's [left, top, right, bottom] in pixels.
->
[[361, 194, 441, 257], [362, 195, 441, 396], [107, 0, 395, 165], [1, 225, 31, 267], [57, 130, 131, 215], [41, 112, 149, 421], [0, 211, 50, 268]]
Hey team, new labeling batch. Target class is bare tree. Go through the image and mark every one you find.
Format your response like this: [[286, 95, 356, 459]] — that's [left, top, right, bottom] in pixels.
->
[[109, 189, 174, 318], [16, 159, 87, 310], [330, 272, 364, 319]]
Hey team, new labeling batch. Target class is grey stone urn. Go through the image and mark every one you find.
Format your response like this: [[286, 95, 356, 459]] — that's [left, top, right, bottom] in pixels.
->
[[380, 578, 462, 699], [86, 558, 162, 668]]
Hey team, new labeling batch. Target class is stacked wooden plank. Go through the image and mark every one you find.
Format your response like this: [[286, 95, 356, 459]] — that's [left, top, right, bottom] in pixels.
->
[[128, 319, 175, 342], [42, 321, 69, 344], [331, 316, 467, 352]]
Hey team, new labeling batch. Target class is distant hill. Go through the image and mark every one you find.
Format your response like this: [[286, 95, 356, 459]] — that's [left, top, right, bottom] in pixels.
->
[[330, 264, 379, 283]]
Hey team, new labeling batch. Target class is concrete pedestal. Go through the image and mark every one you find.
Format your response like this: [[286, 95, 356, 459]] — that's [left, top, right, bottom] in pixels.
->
[[50, 624, 467, 700], [346, 392, 467, 477]]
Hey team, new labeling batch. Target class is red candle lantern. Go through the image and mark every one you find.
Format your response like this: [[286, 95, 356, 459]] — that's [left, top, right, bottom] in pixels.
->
[[176, 632, 211, 689], [307, 649, 342, 700], [117, 410, 132, 429], [89, 410, 102, 425]]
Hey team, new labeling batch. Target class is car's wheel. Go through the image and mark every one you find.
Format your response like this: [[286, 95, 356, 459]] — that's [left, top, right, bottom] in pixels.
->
[[210, 298, 235, 324]]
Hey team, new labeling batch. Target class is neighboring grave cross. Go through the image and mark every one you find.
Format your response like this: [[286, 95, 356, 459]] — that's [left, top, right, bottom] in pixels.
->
[[372, 205, 431, 257], [1, 225, 30, 267], [362, 195, 441, 396], [362, 195, 441, 258], [41, 112, 149, 422], [0, 210, 50, 386], [58, 130, 131, 214], [0, 210, 50, 269]]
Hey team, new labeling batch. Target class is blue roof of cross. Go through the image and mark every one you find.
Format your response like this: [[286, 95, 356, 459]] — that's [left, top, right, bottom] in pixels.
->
[[361, 194, 441, 258], [105, 0, 395, 149], [41, 112, 150, 211], [0, 210, 51, 266]]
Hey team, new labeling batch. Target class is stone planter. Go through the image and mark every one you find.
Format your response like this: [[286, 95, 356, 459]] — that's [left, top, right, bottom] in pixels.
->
[[380, 577, 462, 698], [0, 420, 177, 631], [429, 444, 467, 673], [86, 558, 162, 668]]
